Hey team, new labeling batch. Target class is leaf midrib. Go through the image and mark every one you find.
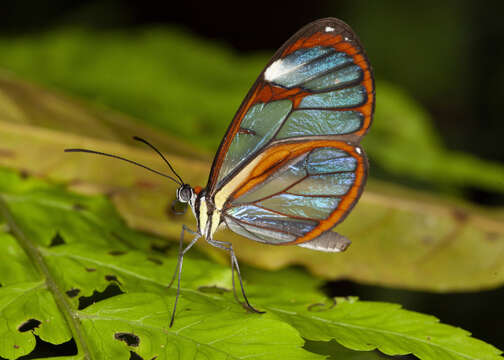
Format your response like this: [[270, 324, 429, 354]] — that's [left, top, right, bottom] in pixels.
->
[[0, 195, 93, 360]]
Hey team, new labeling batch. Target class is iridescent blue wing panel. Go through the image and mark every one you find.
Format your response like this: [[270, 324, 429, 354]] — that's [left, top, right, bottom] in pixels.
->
[[207, 18, 374, 194], [223, 144, 364, 245], [275, 110, 363, 139]]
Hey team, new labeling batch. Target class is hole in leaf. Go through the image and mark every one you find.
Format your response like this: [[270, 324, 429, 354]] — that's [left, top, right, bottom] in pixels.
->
[[105, 274, 122, 284], [198, 285, 230, 294], [78, 284, 124, 310], [129, 350, 153, 360], [19, 169, 29, 178], [18, 319, 41, 332], [108, 250, 126, 256], [73, 203, 87, 211], [147, 257, 163, 265], [85, 267, 96, 272], [304, 339, 408, 360], [129, 351, 142, 360], [65, 288, 80, 298], [150, 242, 174, 254], [15, 335, 77, 359], [307, 298, 336, 312], [49, 233, 65, 247], [115, 332, 140, 347]]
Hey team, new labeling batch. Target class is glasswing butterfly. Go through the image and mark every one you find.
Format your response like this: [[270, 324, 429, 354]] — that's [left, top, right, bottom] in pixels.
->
[[66, 17, 374, 326]]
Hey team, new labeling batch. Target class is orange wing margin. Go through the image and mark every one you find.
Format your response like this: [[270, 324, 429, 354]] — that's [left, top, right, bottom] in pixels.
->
[[207, 18, 374, 195], [226, 140, 367, 245]]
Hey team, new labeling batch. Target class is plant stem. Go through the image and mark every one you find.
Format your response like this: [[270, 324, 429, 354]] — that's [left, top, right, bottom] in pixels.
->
[[0, 196, 92, 360]]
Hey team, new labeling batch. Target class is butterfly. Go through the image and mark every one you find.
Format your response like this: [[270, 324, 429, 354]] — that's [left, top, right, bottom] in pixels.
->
[[66, 17, 374, 327]]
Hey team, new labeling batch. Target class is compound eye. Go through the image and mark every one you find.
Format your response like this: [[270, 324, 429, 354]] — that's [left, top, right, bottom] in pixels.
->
[[180, 187, 192, 202]]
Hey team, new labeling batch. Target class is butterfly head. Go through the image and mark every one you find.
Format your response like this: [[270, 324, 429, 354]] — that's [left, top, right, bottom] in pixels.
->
[[176, 184, 194, 203]]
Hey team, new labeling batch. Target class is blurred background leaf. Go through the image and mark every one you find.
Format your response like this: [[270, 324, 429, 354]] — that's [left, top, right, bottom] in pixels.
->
[[0, 75, 503, 293], [1, 28, 504, 199], [1, 0, 503, 351]]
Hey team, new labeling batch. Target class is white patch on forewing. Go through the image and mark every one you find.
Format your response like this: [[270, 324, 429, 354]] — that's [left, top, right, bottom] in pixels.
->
[[356, 147, 362, 154], [325, 26, 335, 32], [264, 58, 302, 82], [214, 151, 269, 211]]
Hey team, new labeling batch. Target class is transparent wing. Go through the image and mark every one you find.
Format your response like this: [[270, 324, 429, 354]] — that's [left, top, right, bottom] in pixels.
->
[[222, 141, 366, 245], [207, 18, 374, 195]]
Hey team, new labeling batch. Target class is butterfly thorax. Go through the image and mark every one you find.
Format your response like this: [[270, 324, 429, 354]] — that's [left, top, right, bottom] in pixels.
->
[[192, 189, 221, 239], [176, 184, 221, 239]]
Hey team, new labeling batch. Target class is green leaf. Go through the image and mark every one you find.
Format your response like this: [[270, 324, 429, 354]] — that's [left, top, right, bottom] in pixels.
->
[[271, 299, 500, 360], [0, 168, 320, 360], [80, 293, 314, 360], [0, 167, 502, 359], [244, 268, 502, 359]]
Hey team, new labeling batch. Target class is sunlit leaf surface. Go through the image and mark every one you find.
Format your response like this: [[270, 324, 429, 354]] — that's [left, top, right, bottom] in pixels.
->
[[0, 169, 501, 360]]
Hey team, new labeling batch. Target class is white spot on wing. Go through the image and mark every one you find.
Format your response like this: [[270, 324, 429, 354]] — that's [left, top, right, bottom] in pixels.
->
[[264, 58, 303, 82], [325, 26, 335, 32], [356, 147, 362, 154]]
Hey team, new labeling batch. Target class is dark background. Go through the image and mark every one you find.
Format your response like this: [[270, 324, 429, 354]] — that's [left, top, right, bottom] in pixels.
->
[[2, 0, 503, 353]]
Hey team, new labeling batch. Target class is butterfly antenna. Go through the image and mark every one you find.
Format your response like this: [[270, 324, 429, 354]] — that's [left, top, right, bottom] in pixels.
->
[[64, 148, 182, 185], [132, 136, 185, 185]]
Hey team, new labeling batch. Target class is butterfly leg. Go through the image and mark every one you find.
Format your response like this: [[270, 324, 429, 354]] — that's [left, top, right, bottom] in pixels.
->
[[168, 225, 199, 288], [207, 238, 265, 314], [169, 224, 201, 327]]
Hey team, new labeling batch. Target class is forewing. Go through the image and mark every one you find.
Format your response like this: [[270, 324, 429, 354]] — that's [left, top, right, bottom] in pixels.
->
[[221, 140, 366, 245], [207, 18, 374, 195]]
